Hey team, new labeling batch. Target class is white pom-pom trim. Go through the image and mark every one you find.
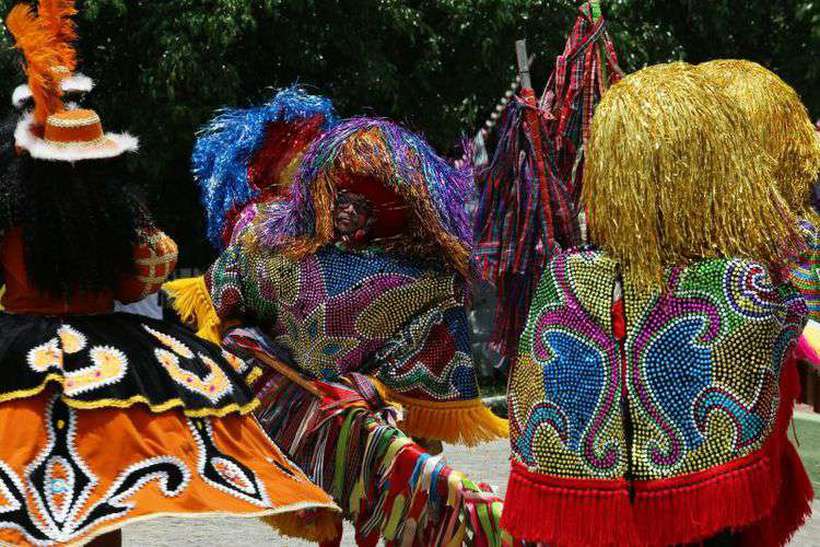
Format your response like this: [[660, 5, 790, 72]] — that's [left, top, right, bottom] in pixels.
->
[[11, 73, 95, 108]]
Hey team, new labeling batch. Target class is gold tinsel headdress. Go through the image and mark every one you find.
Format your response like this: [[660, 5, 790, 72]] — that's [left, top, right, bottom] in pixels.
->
[[696, 59, 820, 218], [582, 62, 802, 287]]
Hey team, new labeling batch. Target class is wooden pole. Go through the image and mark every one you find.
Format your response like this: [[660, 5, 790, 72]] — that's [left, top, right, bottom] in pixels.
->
[[515, 39, 532, 90], [248, 348, 323, 398], [472, 53, 535, 147], [466, 49, 535, 165]]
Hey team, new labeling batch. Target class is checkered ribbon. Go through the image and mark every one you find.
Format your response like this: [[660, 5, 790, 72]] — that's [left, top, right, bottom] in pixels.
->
[[473, 1, 622, 359], [540, 1, 623, 215]]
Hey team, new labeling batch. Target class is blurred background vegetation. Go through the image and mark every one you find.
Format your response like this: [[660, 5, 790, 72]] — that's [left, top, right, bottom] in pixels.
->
[[1, 0, 818, 267]]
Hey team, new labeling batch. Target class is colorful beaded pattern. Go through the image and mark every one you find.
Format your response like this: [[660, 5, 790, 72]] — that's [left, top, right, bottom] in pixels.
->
[[510, 249, 806, 480], [207, 244, 479, 402], [790, 219, 820, 321]]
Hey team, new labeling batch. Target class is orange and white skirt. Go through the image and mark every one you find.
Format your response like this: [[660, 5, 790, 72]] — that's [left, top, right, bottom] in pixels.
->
[[0, 312, 337, 546]]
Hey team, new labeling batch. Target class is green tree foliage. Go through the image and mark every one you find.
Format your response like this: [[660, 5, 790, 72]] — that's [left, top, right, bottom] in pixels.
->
[[608, 0, 820, 114], [0, 0, 817, 266]]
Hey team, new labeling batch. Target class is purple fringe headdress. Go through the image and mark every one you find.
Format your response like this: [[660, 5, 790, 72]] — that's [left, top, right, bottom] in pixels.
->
[[255, 118, 474, 277]]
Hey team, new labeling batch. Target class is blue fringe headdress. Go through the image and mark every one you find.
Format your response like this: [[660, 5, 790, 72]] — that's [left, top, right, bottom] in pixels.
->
[[192, 86, 337, 249], [254, 117, 474, 277]]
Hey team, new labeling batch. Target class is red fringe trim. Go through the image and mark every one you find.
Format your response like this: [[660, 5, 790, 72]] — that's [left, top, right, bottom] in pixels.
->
[[739, 441, 814, 547], [502, 465, 636, 546], [501, 356, 813, 546]]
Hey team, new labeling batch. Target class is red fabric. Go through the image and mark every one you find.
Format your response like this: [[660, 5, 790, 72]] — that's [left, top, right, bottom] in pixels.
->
[[500, 357, 813, 546], [739, 440, 813, 546], [611, 297, 626, 341], [335, 173, 410, 239], [520, 87, 554, 266]]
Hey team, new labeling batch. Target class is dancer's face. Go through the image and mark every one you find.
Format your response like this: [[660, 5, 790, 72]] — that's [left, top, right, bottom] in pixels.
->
[[334, 190, 372, 238]]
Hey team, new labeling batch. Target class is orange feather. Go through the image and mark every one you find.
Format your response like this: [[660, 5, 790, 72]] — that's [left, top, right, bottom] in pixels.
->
[[38, 0, 78, 71], [6, 4, 64, 126]]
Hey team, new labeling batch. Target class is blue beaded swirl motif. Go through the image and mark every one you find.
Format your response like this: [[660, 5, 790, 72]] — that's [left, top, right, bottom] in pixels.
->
[[511, 250, 806, 480]]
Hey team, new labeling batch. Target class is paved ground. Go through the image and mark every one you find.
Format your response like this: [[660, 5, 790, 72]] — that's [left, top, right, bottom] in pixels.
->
[[125, 439, 819, 546]]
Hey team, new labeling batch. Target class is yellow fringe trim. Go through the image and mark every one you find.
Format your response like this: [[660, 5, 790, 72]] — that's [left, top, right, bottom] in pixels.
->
[[369, 379, 508, 446], [262, 508, 342, 543], [163, 276, 223, 344], [0, 376, 259, 417], [246, 366, 264, 386]]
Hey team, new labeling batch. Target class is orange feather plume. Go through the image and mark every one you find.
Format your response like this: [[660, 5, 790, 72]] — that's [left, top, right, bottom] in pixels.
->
[[38, 0, 78, 71], [5, 4, 64, 126]]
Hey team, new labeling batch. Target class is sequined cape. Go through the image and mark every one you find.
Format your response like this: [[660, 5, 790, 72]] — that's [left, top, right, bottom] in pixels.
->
[[205, 243, 506, 445], [502, 248, 813, 546], [790, 218, 820, 320]]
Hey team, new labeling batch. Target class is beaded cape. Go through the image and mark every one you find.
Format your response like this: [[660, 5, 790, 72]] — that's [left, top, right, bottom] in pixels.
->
[[790, 218, 820, 321], [167, 111, 507, 445], [204, 243, 506, 444], [502, 248, 813, 546]]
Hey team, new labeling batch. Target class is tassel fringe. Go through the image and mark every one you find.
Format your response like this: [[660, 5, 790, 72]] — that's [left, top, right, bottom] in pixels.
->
[[740, 441, 814, 547], [501, 355, 812, 546], [502, 464, 636, 546], [502, 445, 789, 547], [162, 276, 223, 344], [256, 373, 505, 546], [262, 509, 342, 543], [383, 389, 508, 446]]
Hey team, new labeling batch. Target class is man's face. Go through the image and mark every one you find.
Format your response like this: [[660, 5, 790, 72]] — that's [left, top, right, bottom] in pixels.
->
[[334, 190, 372, 237]]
